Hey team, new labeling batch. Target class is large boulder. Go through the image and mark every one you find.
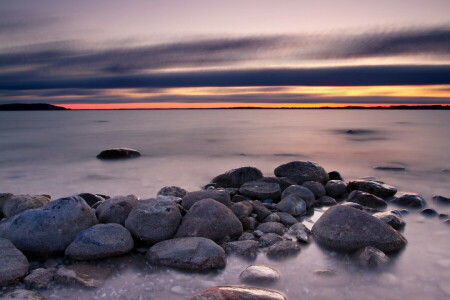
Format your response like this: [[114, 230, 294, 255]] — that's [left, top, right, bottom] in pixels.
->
[[281, 185, 316, 207], [190, 286, 287, 300], [96, 195, 138, 225], [96, 148, 140, 159], [347, 190, 387, 209], [3, 194, 51, 218], [354, 246, 390, 268], [325, 180, 348, 198], [276, 194, 307, 216], [182, 190, 231, 210], [274, 161, 329, 184], [175, 199, 243, 242], [388, 193, 426, 208], [0, 238, 29, 285], [373, 211, 405, 230], [147, 237, 226, 271], [312, 205, 407, 252], [211, 167, 263, 188], [55, 263, 111, 288], [0, 196, 98, 255], [348, 180, 397, 198], [65, 224, 134, 260], [125, 198, 182, 244], [239, 181, 281, 200]]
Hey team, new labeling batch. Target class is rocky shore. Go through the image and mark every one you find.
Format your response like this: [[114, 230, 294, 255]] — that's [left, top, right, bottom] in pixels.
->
[[0, 160, 449, 300]]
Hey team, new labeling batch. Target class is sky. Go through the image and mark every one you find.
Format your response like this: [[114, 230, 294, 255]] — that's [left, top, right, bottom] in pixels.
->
[[1, 0, 449, 108]]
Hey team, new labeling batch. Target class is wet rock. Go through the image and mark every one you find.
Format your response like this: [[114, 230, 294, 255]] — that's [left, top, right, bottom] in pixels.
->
[[433, 195, 450, 205], [182, 190, 231, 210], [65, 223, 134, 260], [241, 217, 258, 231], [211, 166, 263, 188], [274, 212, 298, 226], [239, 265, 280, 284], [156, 194, 182, 204], [302, 181, 326, 198], [347, 190, 387, 209], [281, 185, 316, 207], [224, 188, 240, 197], [259, 233, 283, 248], [325, 180, 347, 198], [421, 208, 438, 217], [96, 194, 138, 225], [55, 264, 111, 288], [253, 230, 264, 238], [190, 286, 286, 300], [388, 193, 426, 208], [354, 246, 390, 268], [0, 238, 29, 285], [239, 232, 257, 241], [3, 194, 51, 218], [274, 161, 329, 184], [222, 240, 259, 259], [175, 199, 243, 242], [313, 269, 337, 276], [1, 290, 45, 300], [147, 237, 226, 271], [263, 213, 281, 223], [328, 171, 343, 181], [312, 205, 407, 252], [288, 223, 311, 243], [0, 193, 13, 218], [24, 268, 55, 289], [125, 198, 182, 244], [257, 177, 295, 192], [157, 186, 187, 198], [373, 211, 405, 230], [0, 196, 98, 255], [444, 219, 450, 225], [266, 240, 301, 258], [257, 222, 285, 235], [78, 193, 105, 207], [231, 202, 253, 219], [232, 194, 250, 203], [373, 166, 406, 171], [348, 180, 397, 198], [276, 194, 307, 216], [318, 196, 337, 206], [341, 202, 364, 210], [249, 201, 272, 221], [439, 213, 449, 220], [239, 181, 281, 201], [96, 148, 140, 159]]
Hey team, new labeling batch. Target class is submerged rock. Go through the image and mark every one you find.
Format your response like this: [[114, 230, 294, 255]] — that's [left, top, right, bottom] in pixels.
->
[[354, 246, 390, 268], [274, 161, 329, 184], [3, 194, 51, 218], [157, 186, 187, 198], [312, 205, 407, 252], [55, 264, 111, 288], [266, 240, 301, 259], [0, 238, 29, 286], [147, 237, 226, 271], [347, 190, 387, 209], [182, 190, 231, 210], [276, 194, 307, 216], [239, 181, 281, 200], [388, 193, 426, 208], [432, 195, 450, 205], [348, 179, 397, 198], [2, 290, 45, 300], [96, 194, 139, 225], [421, 208, 438, 217], [222, 240, 259, 259], [325, 180, 347, 198], [239, 265, 280, 284], [96, 148, 141, 159], [24, 268, 55, 289], [190, 286, 286, 300], [211, 166, 263, 188]]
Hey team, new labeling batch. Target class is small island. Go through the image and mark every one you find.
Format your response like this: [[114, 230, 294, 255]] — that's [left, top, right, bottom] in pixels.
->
[[0, 103, 69, 111]]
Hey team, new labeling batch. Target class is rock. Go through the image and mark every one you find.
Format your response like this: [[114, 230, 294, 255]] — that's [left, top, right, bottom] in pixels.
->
[[232, 194, 250, 203], [328, 171, 343, 181], [432, 195, 450, 205], [147, 237, 226, 271], [312, 205, 407, 252], [288, 223, 311, 243], [0, 196, 98, 255], [274, 212, 298, 226], [257, 177, 295, 192], [24, 268, 55, 289], [341, 202, 363, 210], [318, 196, 337, 206], [253, 230, 264, 238], [65, 224, 134, 260], [313, 269, 337, 276], [182, 190, 231, 210], [388, 193, 426, 208], [78, 193, 105, 207], [354, 246, 390, 268], [96, 194, 138, 225], [0, 193, 13, 218], [239, 265, 280, 284], [157, 186, 187, 198], [156, 194, 182, 204], [224, 188, 240, 197], [348, 180, 397, 198], [259, 233, 283, 248], [249, 201, 272, 221], [125, 198, 182, 244], [239, 181, 281, 201], [96, 148, 140, 159], [1, 290, 45, 300], [211, 166, 263, 188], [257, 222, 285, 235], [263, 213, 281, 223], [54, 264, 111, 288], [276, 194, 307, 216], [302, 181, 326, 198], [231, 202, 253, 219], [241, 217, 258, 230], [0, 238, 29, 285], [266, 240, 301, 258], [281, 185, 316, 207], [239, 232, 257, 241], [175, 199, 243, 242], [347, 190, 387, 209], [444, 219, 450, 225], [421, 208, 438, 217], [373, 211, 405, 230], [274, 161, 329, 184], [439, 213, 449, 220], [222, 240, 259, 259], [373, 166, 406, 171], [190, 286, 286, 300], [325, 180, 347, 198], [3, 195, 51, 218]]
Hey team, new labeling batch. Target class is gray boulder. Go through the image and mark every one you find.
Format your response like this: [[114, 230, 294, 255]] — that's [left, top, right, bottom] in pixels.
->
[[157, 186, 187, 198], [3, 194, 51, 218], [302, 181, 326, 198], [239, 181, 281, 200], [96, 148, 140, 159], [276, 194, 307, 216], [433, 195, 450, 205], [222, 240, 259, 259], [347, 190, 387, 209], [65, 224, 134, 260], [257, 222, 285, 235], [96, 195, 138, 225], [211, 166, 263, 188], [348, 180, 397, 198], [175, 199, 243, 242], [388, 193, 426, 208], [147, 237, 226, 271], [325, 180, 347, 198], [281, 185, 315, 207], [373, 211, 406, 230], [0, 238, 29, 285], [125, 198, 182, 244], [312, 205, 407, 252], [274, 161, 329, 184], [190, 286, 286, 300], [239, 265, 280, 284], [257, 177, 295, 192], [182, 190, 231, 210], [354, 246, 390, 268], [0, 196, 98, 255]]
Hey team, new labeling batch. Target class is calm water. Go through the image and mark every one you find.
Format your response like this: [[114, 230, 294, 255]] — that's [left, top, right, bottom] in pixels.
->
[[0, 110, 449, 299]]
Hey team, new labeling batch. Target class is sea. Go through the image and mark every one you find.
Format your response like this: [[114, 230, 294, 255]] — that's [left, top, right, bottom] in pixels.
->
[[0, 109, 449, 299]]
